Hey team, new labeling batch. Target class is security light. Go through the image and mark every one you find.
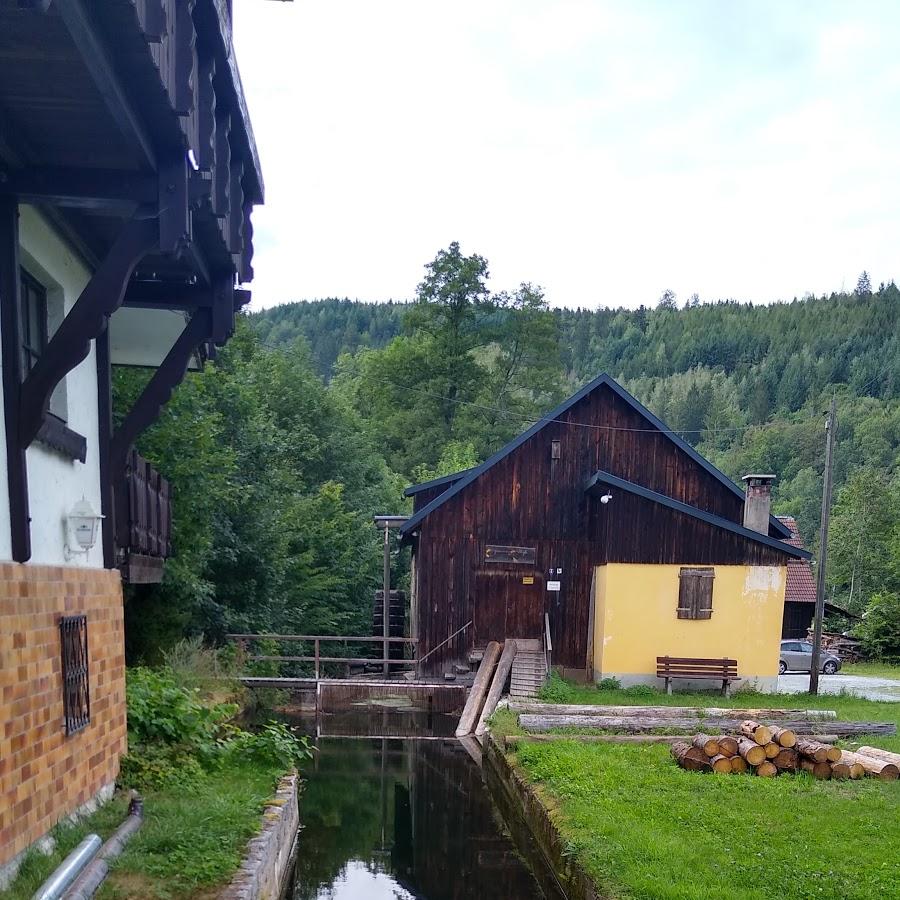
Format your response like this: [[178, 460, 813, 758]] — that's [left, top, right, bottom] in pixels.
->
[[600, 492, 613, 505]]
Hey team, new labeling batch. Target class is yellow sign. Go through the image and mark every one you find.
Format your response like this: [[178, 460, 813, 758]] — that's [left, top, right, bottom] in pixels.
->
[[522, 576, 534, 585]]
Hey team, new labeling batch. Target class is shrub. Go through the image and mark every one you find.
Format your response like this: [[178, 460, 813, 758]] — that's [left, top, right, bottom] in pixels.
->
[[596, 677, 622, 691], [222, 723, 313, 770], [119, 744, 206, 792], [855, 592, 900, 661], [621, 683, 658, 698]]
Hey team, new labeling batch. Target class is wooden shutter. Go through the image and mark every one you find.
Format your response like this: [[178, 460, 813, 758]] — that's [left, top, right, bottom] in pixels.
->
[[677, 568, 715, 620]]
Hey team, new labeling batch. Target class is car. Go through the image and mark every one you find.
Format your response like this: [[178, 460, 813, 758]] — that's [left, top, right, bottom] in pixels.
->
[[779, 639, 842, 675]]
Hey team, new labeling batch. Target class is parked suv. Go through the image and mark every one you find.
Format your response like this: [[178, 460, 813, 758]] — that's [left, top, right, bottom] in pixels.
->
[[779, 640, 841, 675]]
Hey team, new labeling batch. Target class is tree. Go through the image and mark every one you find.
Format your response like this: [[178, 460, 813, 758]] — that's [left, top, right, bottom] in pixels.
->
[[658, 288, 677, 310], [856, 271, 872, 297]]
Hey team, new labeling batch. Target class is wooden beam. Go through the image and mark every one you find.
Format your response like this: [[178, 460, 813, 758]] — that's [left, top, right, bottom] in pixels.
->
[[20, 216, 158, 446], [96, 324, 115, 569], [158, 156, 191, 255], [53, 0, 157, 168], [0, 168, 157, 209], [110, 309, 212, 478], [0, 197, 30, 561]]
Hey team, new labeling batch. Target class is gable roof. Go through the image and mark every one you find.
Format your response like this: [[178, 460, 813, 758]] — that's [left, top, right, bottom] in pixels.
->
[[403, 468, 473, 497], [776, 516, 819, 600], [400, 373, 792, 538], [585, 472, 810, 559]]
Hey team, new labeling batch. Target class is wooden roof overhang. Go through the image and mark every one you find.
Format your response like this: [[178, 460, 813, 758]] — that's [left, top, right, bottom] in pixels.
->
[[0, 0, 262, 562], [584, 470, 811, 561], [400, 374, 793, 541]]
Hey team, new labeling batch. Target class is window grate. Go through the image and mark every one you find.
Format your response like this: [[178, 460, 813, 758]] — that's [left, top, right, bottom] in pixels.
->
[[60, 615, 90, 735]]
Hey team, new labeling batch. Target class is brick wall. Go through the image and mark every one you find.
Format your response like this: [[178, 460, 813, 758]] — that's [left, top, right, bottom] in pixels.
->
[[0, 563, 127, 868]]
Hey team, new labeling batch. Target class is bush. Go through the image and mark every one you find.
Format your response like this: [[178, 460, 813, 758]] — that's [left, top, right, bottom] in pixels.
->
[[855, 592, 900, 661], [119, 744, 206, 792], [621, 683, 658, 698], [596, 677, 622, 691], [222, 722, 313, 770]]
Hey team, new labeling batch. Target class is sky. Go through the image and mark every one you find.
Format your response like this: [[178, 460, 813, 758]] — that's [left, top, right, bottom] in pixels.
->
[[233, 1, 900, 311]]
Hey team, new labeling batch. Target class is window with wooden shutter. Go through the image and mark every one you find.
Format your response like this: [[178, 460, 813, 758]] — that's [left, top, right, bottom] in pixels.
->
[[60, 615, 90, 735], [677, 568, 715, 620]]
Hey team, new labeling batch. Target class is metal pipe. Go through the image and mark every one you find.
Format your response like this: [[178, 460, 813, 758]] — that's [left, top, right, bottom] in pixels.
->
[[32, 834, 101, 900]]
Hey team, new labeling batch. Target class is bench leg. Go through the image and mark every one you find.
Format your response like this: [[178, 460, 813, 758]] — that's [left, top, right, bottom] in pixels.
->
[[666, 677, 672, 696], [722, 679, 730, 698]]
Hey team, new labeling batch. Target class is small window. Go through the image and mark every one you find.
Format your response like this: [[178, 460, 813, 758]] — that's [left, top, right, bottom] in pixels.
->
[[60, 615, 90, 735], [20, 268, 48, 376], [677, 567, 714, 620]]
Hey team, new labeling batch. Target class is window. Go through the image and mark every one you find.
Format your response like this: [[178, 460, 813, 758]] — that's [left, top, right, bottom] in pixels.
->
[[800, 642, 813, 653], [60, 615, 90, 735], [20, 268, 48, 377], [677, 567, 714, 620]]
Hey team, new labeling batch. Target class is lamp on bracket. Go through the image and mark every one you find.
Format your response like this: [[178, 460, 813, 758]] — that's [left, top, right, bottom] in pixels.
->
[[65, 497, 104, 560]]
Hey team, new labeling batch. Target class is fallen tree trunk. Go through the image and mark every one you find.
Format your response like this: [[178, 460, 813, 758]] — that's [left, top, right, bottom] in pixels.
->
[[737, 738, 767, 766], [691, 734, 720, 757], [837, 750, 900, 781], [740, 720, 773, 745], [508, 703, 838, 720], [801, 758, 832, 779], [856, 746, 900, 767], [671, 741, 712, 772], [770, 726, 797, 748], [516, 714, 893, 736]]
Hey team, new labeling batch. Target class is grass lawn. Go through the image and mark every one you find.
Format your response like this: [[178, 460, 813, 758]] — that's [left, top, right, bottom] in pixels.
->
[[843, 661, 900, 681], [494, 680, 900, 899], [5, 763, 285, 900]]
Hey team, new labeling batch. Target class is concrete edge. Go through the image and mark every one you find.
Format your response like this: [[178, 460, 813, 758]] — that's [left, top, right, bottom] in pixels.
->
[[218, 771, 300, 900]]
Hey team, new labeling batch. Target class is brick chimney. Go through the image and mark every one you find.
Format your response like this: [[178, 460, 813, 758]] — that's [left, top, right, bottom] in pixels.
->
[[741, 474, 776, 534]]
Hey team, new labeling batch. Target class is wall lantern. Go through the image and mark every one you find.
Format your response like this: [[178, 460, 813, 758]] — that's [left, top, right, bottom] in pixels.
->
[[599, 491, 613, 505], [65, 497, 104, 560]]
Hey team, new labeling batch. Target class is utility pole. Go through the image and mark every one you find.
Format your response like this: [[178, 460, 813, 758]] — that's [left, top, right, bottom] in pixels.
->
[[809, 394, 837, 695], [373, 516, 408, 679]]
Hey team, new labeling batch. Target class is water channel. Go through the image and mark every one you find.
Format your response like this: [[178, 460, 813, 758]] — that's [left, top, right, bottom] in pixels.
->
[[284, 709, 563, 900]]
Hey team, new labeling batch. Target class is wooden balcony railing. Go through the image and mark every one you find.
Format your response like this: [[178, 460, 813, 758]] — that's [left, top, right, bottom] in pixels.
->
[[116, 448, 172, 584]]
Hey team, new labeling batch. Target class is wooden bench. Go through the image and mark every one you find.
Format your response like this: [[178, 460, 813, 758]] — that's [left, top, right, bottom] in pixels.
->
[[656, 656, 738, 697]]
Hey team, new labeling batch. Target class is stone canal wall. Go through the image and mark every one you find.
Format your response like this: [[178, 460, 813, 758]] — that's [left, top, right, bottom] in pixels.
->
[[219, 772, 299, 900], [484, 734, 605, 900]]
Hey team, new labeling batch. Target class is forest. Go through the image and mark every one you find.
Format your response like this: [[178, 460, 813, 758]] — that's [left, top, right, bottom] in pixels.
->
[[121, 246, 900, 661]]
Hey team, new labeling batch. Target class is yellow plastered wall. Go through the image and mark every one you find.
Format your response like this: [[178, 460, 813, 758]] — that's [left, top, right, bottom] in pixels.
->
[[592, 564, 786, 679]]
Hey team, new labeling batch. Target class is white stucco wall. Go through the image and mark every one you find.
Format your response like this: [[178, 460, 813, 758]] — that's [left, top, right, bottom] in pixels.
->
[[0, 206, 104, 568]]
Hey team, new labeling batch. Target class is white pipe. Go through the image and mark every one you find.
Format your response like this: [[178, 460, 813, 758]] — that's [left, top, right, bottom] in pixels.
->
[[32, 834, 101, 900]]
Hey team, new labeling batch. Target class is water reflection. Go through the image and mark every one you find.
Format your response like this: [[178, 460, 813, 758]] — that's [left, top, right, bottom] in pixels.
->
[[290, 714, 548, 900]]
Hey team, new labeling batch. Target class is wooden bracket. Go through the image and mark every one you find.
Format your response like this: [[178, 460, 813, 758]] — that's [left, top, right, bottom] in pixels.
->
[[110, 308, 212, 479], [158, 156, 191, 255], [20, 215, 158, 447]]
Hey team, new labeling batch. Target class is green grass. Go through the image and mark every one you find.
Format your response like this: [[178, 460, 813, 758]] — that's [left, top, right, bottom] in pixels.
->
[[501, 677, 900, 898], [843, 661, 900, 680]]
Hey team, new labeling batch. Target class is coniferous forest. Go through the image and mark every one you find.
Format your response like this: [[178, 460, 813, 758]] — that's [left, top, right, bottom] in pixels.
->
[[120, 246, 900, 661]]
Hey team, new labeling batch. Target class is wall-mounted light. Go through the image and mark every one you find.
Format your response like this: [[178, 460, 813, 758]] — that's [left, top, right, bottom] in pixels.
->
[[599, 491, 613, 505], [65, 498, 103, 560]]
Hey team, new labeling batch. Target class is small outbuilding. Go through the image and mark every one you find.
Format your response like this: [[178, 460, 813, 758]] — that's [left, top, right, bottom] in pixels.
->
[[401, 374, 809, 690]]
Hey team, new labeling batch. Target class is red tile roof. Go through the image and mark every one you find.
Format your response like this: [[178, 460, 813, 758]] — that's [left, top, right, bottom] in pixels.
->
[[777, 516, 817, 603]]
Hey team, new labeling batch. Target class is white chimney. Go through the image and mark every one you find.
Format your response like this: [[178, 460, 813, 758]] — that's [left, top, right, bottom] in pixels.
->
[[741, 474, 776, 534]]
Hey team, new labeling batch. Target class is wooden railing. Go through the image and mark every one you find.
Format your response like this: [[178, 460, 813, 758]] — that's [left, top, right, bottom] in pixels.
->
[[116, 449, 172, 583], [227, 633, 419, 681]]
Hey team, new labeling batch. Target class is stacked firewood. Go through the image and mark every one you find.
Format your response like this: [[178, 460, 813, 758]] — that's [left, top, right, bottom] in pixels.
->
[[672, 720, 900, 781]]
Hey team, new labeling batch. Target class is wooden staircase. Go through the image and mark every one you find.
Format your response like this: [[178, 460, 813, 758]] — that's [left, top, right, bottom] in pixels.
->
[[509, 639, 548, 698]]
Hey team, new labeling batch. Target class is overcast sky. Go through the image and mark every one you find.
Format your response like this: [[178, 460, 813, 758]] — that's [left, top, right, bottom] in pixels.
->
[[233, 1, 900, 311]]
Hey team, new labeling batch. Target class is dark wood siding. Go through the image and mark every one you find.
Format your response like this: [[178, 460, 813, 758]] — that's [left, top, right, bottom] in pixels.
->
[[412, 383, 792, 673]]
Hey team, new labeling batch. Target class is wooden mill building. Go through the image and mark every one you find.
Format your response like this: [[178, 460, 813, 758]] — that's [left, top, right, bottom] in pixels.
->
[[401, 374, 809, 689]]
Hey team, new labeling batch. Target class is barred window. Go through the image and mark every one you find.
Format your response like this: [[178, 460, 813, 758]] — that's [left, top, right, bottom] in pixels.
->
[[60, 615, 90, 735], [677, 568, 715, 620]]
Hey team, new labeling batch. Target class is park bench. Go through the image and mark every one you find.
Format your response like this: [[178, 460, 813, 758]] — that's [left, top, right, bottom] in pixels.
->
[[656, 656, 738, 697]]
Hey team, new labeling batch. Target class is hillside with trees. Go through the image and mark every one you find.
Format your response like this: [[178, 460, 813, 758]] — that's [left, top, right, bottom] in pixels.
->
[[124, 250, 900, 662]]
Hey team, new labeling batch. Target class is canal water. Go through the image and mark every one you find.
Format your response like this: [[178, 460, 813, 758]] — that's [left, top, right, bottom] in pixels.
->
[[286, 711, 560, 900]]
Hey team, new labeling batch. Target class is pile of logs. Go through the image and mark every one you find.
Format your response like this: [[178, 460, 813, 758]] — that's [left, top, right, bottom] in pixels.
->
[[672, 720, 900, 781]]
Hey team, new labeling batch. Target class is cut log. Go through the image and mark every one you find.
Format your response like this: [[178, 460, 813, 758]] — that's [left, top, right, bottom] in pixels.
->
[[730, 755, 749, 774], [737, 738, 767, 766], [508, 703, 838, 720], [856, 746, 900, 767], [709, 754, 732, 773], [474, 640, 517, 737], [772, 748, 799, 771], [764, 741, 780, 759], [691, 734, 720, 757], [830, 762, 851, 780], [838, 750, 900, 781], [716, 735, 738, 757], [770, 726, 797, 748], [755, 760, 778, 777], [848, 762, 866, 780], [455, 641, 501, 737], [796, 740, 833, 763], [739, 720, 772, 745], [671, 741, 712, 772], [800, 758, 832, 779]]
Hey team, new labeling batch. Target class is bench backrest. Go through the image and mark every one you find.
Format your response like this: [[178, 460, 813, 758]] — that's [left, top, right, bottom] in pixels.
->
[[656, 656, 738, 679]]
